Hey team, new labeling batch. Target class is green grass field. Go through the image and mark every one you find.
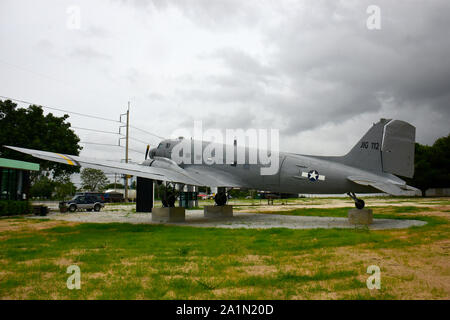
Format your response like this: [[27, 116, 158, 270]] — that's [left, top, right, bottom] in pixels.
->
[[0, 199, 449, 299]]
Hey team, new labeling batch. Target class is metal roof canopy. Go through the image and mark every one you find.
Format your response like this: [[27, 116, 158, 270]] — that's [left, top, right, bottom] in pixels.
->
[[0, 157, 40, 171]]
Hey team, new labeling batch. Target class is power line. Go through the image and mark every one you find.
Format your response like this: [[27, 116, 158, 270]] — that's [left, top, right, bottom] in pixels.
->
[[128, 147, 145, 154], [72, 126, 122, 135], [1, 94, 165, 142], [80, 141, 119, 147], [130, 125, 165, 140], [129, 136, 150, 145], [0, 95, 122, 124], [80, 141, 144, 155]]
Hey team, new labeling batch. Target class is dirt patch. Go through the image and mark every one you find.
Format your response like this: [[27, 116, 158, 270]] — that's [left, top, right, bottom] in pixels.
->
[[236, 198, 450, 213], [18, 258, 44, 266], [86, 272, 107, 279], [239, 265, 278, 276], [238, 255, 271, 264], [315, 242, 450, 299], [0, 218, 79, 233], [53, 257, 76, 267]]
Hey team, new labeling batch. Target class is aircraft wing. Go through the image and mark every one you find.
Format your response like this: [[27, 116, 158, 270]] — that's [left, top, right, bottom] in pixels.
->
[[5, 146, 204, 186], [347, 175, 420, 196], [183, 165, 248, 188]]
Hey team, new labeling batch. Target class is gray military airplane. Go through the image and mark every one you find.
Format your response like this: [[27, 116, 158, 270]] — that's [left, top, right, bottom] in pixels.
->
[[5, 118, 418, 209]]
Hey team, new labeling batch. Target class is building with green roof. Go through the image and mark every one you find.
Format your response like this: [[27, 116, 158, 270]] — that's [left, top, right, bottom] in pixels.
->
[[0, 157, 39, 201]]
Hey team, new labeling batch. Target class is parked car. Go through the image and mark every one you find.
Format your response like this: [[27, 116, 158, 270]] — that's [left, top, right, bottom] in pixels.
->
[[60, 195, 105, 212], [75, 192, 105, 203], [198, 193, 215, 200], [103, 191, 124, 203]]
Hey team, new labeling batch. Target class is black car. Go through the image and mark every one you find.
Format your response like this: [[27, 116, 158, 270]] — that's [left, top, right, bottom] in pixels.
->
[[60, 195, 105, 212]]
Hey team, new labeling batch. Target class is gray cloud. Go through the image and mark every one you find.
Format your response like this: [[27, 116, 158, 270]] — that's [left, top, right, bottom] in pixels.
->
[[69, 46, 112, 62], [157, 0, 450, 142], [1, 0, 449, 160]]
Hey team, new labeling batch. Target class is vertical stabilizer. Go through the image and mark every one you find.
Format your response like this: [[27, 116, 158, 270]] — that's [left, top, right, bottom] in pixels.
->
[[381, 120, 415, 178], [341, 119, 415, 178]]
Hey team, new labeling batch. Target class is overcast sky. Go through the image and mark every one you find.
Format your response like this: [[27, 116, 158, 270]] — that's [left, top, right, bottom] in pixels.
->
[[1, 0, 449, 163]]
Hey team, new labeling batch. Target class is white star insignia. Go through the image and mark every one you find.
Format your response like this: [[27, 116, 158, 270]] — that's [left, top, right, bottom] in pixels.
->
[[301, 170, 325, 182]]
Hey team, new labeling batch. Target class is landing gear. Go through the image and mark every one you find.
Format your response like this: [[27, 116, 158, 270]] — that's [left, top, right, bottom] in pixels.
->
[[347, 192, 365, 209], [214, 192, 227, 206], [214, 187, 228, 206], [162, 183, 177, 207]]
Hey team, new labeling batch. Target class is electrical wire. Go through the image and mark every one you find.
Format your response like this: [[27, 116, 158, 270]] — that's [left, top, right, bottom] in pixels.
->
[[79, 141, 119, 147], [130, 125, 165, 140], [72, 126, 122, 135], [129, 136, 150, 145], [0, 95, 122, 123], [79, 141, 144, 155], [1, 94, 165, 142]]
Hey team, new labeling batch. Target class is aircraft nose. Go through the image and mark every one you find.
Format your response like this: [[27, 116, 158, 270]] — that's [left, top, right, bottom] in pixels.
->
[[149, 148, 157, 158]]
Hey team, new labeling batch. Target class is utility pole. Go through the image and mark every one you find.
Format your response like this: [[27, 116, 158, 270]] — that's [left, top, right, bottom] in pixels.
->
[[120, 102, 130, 201], [125, 103, 130, 201]]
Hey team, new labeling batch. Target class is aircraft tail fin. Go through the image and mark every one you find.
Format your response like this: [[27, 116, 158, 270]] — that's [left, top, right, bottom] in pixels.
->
[[341, 119, 416, 178]]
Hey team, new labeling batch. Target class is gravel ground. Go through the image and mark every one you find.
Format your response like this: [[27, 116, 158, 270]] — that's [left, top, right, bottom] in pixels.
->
[[30, 209, 426, 230]]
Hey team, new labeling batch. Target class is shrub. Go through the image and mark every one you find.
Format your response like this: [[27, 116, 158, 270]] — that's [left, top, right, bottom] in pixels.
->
[[0, 200, 31, 216]]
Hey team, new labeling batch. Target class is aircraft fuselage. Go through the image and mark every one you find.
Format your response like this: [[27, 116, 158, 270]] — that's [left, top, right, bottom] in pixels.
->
[[147, 138, 404, 194]]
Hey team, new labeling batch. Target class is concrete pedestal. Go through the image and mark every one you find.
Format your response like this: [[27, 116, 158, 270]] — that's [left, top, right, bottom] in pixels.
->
[[348, 208, 373, 225], [204, 205, 233, 218], [152, 207, 185, 223]]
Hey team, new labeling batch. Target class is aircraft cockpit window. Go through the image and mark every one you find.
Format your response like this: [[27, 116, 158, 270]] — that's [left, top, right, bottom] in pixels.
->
[[157, 143, 162, 149], [166, 143, 171, 148]]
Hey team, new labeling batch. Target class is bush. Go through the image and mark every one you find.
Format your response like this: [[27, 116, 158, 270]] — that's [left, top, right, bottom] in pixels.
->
[[0, 200, 31, 216]]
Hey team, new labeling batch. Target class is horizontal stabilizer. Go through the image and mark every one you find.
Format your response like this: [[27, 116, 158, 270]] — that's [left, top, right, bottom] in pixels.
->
[[348, 176, 420, 196]]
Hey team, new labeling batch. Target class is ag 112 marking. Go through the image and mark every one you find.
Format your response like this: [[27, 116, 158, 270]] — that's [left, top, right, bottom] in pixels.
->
[[360, 141, 379, 150]]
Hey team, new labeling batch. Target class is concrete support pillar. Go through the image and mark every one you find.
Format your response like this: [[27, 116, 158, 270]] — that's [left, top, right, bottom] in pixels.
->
[[187, 185, 195, 208], [178, 184, 185, 207], [348, 208, 373, 225], [136, 177, 154, 212], [204, 205, 233, 218], [152, 207, 185, 222], [194, 186, 198, 207]]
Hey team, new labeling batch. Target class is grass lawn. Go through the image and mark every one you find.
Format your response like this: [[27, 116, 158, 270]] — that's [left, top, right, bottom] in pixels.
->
[[0, 201, 449, 299]]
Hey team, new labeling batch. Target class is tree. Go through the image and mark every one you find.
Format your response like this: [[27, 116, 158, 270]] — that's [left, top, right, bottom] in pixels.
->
[[429, 134, 450, 189], [29, 175, 55, 199], [53, 174, 77, 199], [81, 168, 108, 191], [0, 100, 82, 179], [104, 183, 124, 190], [407, 134, 450, 196]]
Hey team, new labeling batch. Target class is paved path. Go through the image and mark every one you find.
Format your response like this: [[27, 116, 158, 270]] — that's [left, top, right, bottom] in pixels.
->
[[30, 210, 426, 230]]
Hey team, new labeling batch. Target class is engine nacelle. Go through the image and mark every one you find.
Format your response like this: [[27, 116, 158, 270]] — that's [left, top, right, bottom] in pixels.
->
[[144, 157, 185, 174]]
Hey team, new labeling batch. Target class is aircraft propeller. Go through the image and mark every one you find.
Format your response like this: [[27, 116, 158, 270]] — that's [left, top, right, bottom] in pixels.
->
[[145, 144, 150, 160]]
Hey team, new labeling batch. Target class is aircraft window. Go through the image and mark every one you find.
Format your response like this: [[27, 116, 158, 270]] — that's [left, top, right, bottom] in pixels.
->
[[166, 143, 171, 148], [157, 143, 162, 149]]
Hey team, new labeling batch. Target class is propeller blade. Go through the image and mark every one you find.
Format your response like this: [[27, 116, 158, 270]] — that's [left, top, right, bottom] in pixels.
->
[[145, 144, 150, 160]]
